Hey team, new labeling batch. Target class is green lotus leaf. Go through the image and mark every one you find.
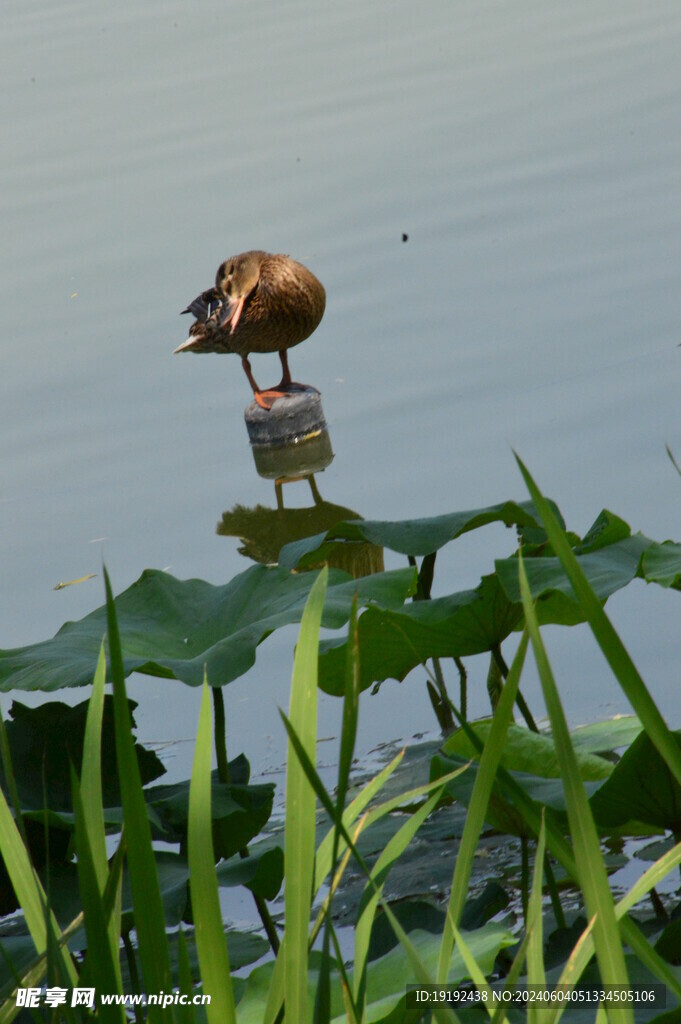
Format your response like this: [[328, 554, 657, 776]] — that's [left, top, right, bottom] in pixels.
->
[[279, 498, 563, 568], [0, 565, 416, 693]]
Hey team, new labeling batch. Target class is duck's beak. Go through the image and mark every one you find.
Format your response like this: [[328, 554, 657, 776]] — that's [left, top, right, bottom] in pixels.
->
[[173, 336, 198, 354], [218, 294, 246, 334]]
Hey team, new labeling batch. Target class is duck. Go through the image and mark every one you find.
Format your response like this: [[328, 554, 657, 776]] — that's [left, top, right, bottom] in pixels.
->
[[174, 250, 326, 410]]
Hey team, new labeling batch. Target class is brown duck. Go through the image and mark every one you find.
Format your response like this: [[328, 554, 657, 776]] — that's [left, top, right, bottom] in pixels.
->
[[174, 250, 326, 410]]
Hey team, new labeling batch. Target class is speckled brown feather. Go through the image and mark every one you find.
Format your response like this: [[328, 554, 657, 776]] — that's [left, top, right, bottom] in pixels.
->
[[178, 251, 325, 357]]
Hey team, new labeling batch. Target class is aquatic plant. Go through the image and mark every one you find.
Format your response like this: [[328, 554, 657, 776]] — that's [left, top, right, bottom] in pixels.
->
[[1, 460, 681, 1019]]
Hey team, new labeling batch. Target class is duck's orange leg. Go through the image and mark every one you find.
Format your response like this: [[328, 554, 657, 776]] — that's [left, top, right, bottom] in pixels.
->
[[242, 352, 317, 411], [273, 350, 318, 395], [241, 356, 262, 395], [240, 355, 286, 410]]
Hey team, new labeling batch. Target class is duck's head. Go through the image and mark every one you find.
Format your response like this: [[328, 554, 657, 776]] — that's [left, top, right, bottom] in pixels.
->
[[216, 250, 266, 334]]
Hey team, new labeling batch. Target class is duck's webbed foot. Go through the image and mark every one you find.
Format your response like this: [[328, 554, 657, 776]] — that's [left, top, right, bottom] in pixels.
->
[[254, 381, 319, 410], [253, 388, 288, 411], [246, 352, 319, 410]]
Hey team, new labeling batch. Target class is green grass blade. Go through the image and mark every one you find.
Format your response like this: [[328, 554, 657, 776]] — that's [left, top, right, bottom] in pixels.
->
[[0, 768, 77, 991], [328, 919, 358, 1024], [452, 704, 681, 1004], [547, 841, 681, 1024], [81, 644, 108, 876], [335, 595, 360, 823], [547, 916, 597, 1024], [353, 787, 444, 1017], [459, 714, 681, 1006], [0, 957, 48, 1024], [437, 630, 529, 981], [284, 567, 328, 1024], [0, 912, 86, 1024], [617, 840, 681, 917], [313, 751, 404, 889], [81, 643, 123, 989], [518, 551, 632, 1023], [265, 750, 403, 1024], [449, 922, 494, 1014], [101, 830, 126, 933], [263, 942, 286, 1024], [267, 750, 466, 1023], [515, 453, 681, 787], [0, 785, 48, 955], [489, 929, 531, 1024], [77, 833, 126, 996], [310, 765, 466, 959], [266, 778, 387, 1024], [188, 679, 235, 1024], [281, 711, 393, 874], [0, 710, 28, 850], [104, 567, 171, 1015], [527, 816, 546, 1024], [315, 595, 361, 1024], [281, 714, 469, 1022], [44, 918, 77, 1024], [615, 919, 680, 1006], [263, 755, 460, 1024], [71, 766, 126, 1023], [370, 897, 460, 1024], [313, 752, 464, 937], [176, 926, 197, 1024]]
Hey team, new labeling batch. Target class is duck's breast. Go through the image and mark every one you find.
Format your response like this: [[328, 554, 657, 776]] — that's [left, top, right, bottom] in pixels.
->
[[231, 255, 325, 354]]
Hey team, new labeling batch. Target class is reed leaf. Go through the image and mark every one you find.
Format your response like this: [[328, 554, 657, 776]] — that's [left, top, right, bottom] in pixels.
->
[[353, 788, 443, 1018], [81, 644, 123, 988], [518, 550, 632, 1023], [284, 568, 327, 1024], [547, 840, 681, 1024], [316, 593, 361, 1024], [526, 816, 546, 1024], [104, 566, 171, 1017], [0, 756, 77, 991], [515, 453, 681, 787], [437, 630, 529, 980], [176, 926, 197, 1024], [188, 679, 235, 1024], [71, 766, 125, 1022], [449, 921, 494, 1012]]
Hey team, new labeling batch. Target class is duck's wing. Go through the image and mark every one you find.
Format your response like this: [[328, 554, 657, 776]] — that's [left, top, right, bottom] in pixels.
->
[[181, 288, 222, 322]]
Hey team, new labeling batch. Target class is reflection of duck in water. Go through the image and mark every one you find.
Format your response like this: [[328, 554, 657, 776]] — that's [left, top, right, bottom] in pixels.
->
[[218, 482, 385, 579], [174, 251, 326, 410]]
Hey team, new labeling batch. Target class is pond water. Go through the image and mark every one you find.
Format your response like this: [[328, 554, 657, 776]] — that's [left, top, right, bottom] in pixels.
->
[[3, 0, 681, 784]]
